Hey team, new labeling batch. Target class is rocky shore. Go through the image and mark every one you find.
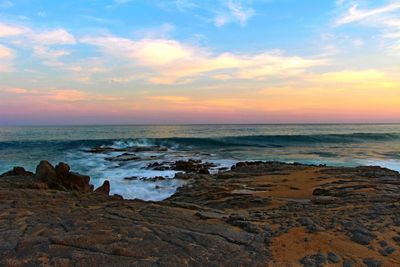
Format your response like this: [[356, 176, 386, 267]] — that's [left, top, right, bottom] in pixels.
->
[[1, 160, 400, 266]]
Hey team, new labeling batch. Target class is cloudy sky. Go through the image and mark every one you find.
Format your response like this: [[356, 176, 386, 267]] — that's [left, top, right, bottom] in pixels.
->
[[0, 0, 399, 124]]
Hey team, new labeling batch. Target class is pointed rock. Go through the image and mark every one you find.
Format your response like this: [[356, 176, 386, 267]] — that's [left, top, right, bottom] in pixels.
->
[[35, 161, 57, 183], [95, 180, 110, 195]]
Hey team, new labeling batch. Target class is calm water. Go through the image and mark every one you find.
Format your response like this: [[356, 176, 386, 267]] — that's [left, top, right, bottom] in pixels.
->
[[1, 124, 399, 200]]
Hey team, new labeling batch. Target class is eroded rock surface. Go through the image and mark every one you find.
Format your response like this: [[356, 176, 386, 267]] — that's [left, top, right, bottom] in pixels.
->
[[1, 161, 400, 266]]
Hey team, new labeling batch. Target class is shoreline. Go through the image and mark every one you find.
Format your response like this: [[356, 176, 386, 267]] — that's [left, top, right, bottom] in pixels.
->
[[1, 160, 400, 266]]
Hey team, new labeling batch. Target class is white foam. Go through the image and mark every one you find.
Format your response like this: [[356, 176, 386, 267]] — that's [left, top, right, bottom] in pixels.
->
[[64, 141, 239, 201], [111, 139, 156, 149]]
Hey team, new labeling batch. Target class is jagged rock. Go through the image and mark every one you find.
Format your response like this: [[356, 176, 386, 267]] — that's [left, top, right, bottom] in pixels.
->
[[67, 172, 91, 193], [172, 159, 215, 173], [55, 162, 70, 181], [35, 160, 57, 183], [1, 161, 400, 265], [35, 161, 91, 193], [0, 167, 34, 177], [95, 180, 110, 195]]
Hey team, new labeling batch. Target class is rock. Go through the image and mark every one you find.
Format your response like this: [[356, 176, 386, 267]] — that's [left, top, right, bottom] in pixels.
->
[[141, 176, 166, 182], [95, 180, 110, 195], [312, 196, 338, 205], [393, 236, 400, 245], [2, 160, 400, 265], [112, 194, 124, 200], [55, 162, 70, 181], [105, 153, 140, 162], [350, 231, 375, 245], [172, 159, 215, 174], [362, 258, 383, 267], [313, 188, 330, 196], [378, 240, 388, 247], [342, 259, 355, 267], [67, 172, 91, 193], [327, 252, 341, 263], [0, 167, 34, 177], [35, 160, 57, 183], [226, 215, 260, 233], [199, 168, 210, 174], [379, 246, 395, 256], [342, 222, 376, 245], [123, 176, 138, 180], [195, 211, 226, 220], [299, 253, 326, 267]]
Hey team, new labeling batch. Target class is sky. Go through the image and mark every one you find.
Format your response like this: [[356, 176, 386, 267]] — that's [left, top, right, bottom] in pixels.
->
[[0, 0, 399, 125]]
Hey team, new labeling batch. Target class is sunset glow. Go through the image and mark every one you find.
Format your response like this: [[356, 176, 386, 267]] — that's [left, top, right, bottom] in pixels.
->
[[0, 0, 399, 124]]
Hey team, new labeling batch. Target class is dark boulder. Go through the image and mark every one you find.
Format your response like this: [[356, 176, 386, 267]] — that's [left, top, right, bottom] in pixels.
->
[[35, 160, 57, 183], [68, 172, 91, 193], [34, 161, 92, 193], [363, 258, 383, 267], [95, 180, 110, 195], [299, 253, 326, 267], [55, 162, 70, 181]]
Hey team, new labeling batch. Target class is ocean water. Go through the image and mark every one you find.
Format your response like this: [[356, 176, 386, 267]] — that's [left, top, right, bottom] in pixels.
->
[[0, 124, 399, 201]]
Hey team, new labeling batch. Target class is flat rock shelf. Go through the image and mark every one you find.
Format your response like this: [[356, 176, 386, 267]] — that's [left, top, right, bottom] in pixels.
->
[[1, 161, 400, 266]]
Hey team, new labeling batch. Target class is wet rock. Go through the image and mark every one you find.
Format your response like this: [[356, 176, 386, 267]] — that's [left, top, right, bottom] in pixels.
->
[[147, 162, 171, 171], [87, 146, 117, 153], [299, 253, 326, 267], [105, 153, 140, 162], [362, 258, 383, 267], [95, 180, 110, 195], [123, 176, 138, 180], [172, 159, 215, 174], [141, 176, 166, 182]]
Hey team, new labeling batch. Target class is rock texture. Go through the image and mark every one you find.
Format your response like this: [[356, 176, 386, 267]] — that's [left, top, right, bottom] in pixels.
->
[[1, 161, 400, 266]]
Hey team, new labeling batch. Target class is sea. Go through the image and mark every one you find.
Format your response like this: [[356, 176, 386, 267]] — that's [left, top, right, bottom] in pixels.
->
[[0, 124, 399, 201]]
